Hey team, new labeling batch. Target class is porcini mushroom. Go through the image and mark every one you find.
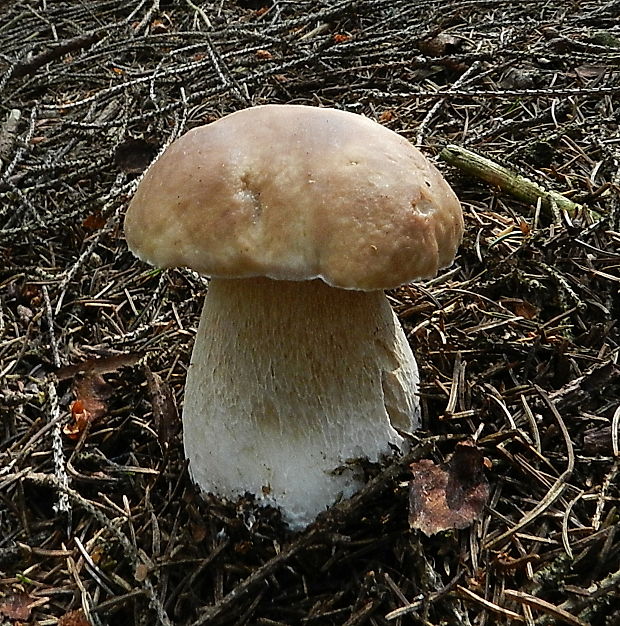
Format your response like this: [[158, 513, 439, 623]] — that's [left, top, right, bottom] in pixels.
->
[[124, 104, 463, 529]]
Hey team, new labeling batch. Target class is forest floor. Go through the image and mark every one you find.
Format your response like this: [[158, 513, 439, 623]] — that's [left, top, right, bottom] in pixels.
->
[[1, 1, 619, 624]]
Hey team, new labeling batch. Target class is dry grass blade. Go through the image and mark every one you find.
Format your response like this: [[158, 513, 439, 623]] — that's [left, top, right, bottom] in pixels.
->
[[457, 585, 525, 621], [504, 589, 586, 626]]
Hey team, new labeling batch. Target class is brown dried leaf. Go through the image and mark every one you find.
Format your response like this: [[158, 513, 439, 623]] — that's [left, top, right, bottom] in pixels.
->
[[418, 32, 462, 57], [63, 399, 92, 440], [74, 373, 113, 418], [0, 592, 33, 620], [333, 33, 350, 43], [63, 374, 113, 439], [144, 365, 180, 447], [500, 298, 539, 320], [134, 563, 149, 582], [81, 211, 106, 231], [574, 65, 608, 82], [408, 442, 489, 535], [150, 19, 169, 34], [58, 608, 91, 626]]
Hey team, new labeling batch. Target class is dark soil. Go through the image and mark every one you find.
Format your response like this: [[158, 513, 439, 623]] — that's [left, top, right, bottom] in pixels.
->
[[1, 1, 619, 625]]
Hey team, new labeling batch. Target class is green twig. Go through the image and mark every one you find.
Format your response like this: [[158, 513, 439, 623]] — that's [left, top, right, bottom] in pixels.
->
[[440, 144, 603, 220]]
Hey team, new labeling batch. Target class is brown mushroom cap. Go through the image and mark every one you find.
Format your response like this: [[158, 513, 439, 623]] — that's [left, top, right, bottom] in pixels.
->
[[125, 104, 463, 290]]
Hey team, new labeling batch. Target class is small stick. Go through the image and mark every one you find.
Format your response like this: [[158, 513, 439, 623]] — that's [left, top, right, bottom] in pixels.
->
[[439, 144, 602, 220], [12, 31, 103, 79]]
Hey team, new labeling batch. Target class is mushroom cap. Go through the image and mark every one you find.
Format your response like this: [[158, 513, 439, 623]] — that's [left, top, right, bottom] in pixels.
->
[[125, 104, 463, 290]]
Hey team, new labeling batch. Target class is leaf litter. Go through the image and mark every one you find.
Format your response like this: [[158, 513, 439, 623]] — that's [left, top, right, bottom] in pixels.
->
[[408, 442, 490, 536], [1, 1, 619, 625]]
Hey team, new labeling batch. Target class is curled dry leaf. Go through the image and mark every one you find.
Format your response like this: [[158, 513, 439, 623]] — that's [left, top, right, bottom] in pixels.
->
[[63, 374, 113, 440], [63, 399, 91, 440], [408, 441, 490, 536], [574, 65, 608, 82], [59, 353, 142, 439]]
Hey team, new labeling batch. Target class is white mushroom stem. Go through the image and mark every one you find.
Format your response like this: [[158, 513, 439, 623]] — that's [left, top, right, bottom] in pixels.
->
[[183, 277, 421, 529]]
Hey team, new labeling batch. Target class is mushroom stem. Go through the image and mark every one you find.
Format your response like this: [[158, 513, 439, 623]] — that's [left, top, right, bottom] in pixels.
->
[[183, 277, 420, 528]]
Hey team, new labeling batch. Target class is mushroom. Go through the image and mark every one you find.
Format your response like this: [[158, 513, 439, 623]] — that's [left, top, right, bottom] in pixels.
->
[[124, 104, 463, 529]]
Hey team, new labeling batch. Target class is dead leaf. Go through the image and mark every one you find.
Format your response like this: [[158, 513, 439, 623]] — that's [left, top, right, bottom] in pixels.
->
[[63, 374, 113, 440], [418, 32, 462, 57], [134, 563, 149, 582], [74, 374, 113, 416], [56, 354, 144, 439], [574, 65, 608, 82], [379, 110, 395, 123], [408, 442, 489, 535], [58, 608, 91, 626], [144, 365, 180, 447], [63, 399, 91, 440], [0, 592, 33, 620], [81, 211, 106, 231], [150, 19, 169, 34], [500, 298, 539, 320]]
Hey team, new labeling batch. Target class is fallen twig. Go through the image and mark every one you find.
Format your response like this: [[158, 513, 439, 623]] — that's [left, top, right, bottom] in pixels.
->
[[440, 144, 602, 220], [12, 31, 104, 79]]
